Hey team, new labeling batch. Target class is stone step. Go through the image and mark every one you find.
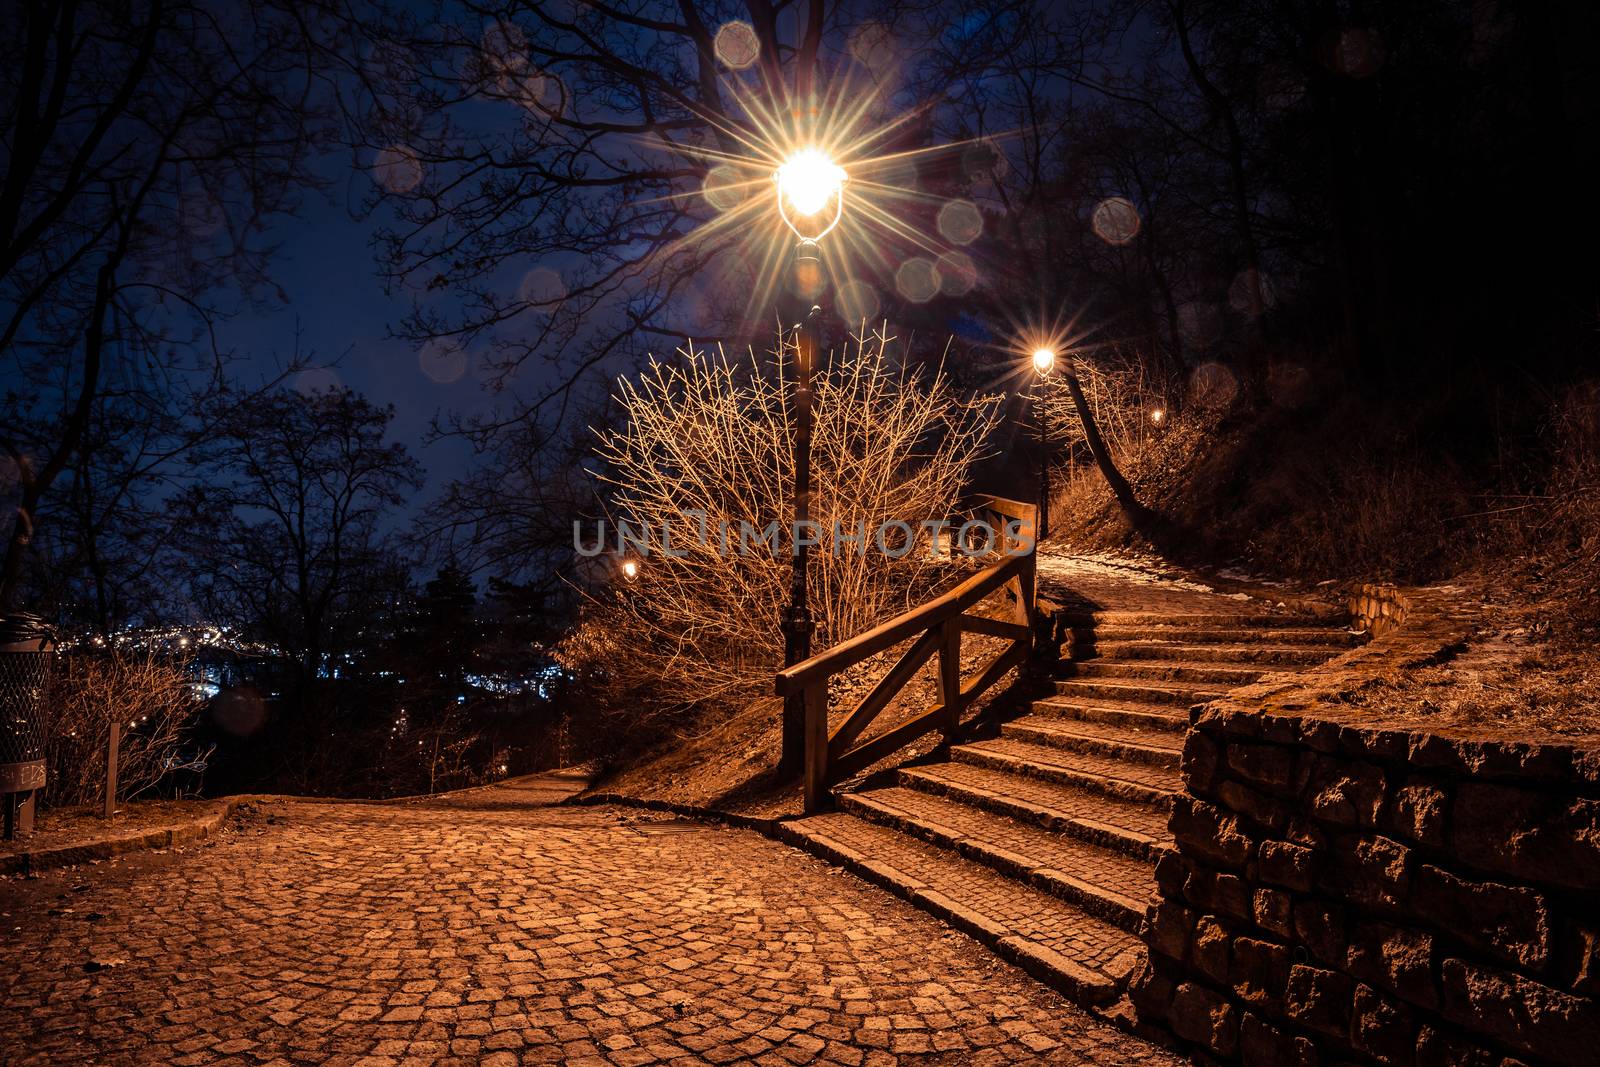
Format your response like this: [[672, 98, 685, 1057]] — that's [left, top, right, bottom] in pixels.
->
[[1082, 625, 1366, 647], [952, 737, 1181, 806], [1053, 677, 1228, 708], [1028, 697, 1190, 734], [777, 812, 1145, 1006], [900, 762, 1172, 862], [838, 787, 1157, 933], [1064, 659, 1266, 686], [1001, 716, 1183, 769], [1059, 610, 1346, 629], [1071, 641, 1346, 666]]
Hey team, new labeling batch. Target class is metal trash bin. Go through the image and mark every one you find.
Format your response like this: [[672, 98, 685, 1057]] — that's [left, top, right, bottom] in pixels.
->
[[0, 613, 53, 838]]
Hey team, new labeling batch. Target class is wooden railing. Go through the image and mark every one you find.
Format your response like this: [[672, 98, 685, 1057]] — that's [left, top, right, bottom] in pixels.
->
[[775, 497, 1039, 813]]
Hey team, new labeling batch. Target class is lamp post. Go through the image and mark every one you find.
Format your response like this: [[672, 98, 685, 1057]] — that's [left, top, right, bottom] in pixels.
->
[[774, 147, 846, 777], [1031, 347, 1056, 542]]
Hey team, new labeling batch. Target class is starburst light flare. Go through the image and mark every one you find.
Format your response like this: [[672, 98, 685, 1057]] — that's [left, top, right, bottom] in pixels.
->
[[613, 43, 1021, 333], [775, 148, 846, 244]]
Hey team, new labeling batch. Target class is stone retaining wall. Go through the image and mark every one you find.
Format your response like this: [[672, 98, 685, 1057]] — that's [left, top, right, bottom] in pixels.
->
[[1131, 703, 1600, 1066], [1350, 584, 1411, 637]]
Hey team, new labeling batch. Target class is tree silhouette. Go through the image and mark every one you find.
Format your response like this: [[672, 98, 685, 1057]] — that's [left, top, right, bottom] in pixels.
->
[[0, 0, 335, 612], [172, 386, 422, 691]]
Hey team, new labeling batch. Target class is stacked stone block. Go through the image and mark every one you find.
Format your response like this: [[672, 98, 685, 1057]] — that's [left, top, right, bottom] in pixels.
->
[[1132, 703, 1600, 1066], [1350, 584, 1410, 638]]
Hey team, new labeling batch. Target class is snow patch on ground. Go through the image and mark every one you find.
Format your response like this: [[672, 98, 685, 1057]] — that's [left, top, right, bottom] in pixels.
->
[[1034, 548, 1255, 600]]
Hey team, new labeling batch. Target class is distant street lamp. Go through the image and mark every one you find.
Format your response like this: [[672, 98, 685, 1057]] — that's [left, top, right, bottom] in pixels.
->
[[620, 558, 640, 582], [1030, 348, 1056, 541], [774, 146, 846, 776]]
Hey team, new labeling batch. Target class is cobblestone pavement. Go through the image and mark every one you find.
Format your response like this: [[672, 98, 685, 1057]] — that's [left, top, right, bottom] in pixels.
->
[[0, 774, 1181, 1066]]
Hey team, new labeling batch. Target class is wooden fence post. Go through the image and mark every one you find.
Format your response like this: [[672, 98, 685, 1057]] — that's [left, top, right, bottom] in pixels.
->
[[803, 683, 829, 814], [938, 618, 962, 744], [103, 721, 121, 819], [780, 690, 805, 777]]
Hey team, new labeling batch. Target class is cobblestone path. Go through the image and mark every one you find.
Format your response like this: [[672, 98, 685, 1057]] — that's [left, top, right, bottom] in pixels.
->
[[0, 772, 1180, 1066]]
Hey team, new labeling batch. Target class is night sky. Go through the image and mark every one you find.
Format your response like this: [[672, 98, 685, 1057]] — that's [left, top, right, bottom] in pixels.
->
[[227, 153, 486, 510]]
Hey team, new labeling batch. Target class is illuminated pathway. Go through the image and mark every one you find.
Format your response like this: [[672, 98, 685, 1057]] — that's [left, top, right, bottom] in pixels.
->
[[0, 772, 1179, 1065]]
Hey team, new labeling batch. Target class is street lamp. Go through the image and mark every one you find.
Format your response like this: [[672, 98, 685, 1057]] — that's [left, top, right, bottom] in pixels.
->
[[774, 146, 845, 777], [776, 148, 847, 255], [1030, 348, 1056, 540]]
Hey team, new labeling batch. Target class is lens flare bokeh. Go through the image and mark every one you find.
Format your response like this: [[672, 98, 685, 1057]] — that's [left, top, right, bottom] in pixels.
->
[[617, 46, 1011, 335]]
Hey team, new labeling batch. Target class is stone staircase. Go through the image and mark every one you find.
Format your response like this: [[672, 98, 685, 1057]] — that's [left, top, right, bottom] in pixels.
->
[[778, 606, 1365, 1011]]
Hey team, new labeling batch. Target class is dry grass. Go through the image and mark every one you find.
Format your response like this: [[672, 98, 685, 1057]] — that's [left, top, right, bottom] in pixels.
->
[[1053, 399, 1478, 583], [587, 623, 1022, 817], [1488, 381, 1600, 634], [1051, 371, 1600, 595], [0, 797, 230, 858], [586, 695, 794, 817], [1045, 368, 1600, 744], [1328, 634, 1600, 742]]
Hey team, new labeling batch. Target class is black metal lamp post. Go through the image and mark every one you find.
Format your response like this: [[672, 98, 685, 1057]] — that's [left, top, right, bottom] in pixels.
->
[[774, 150, 845, 777], [1031, 347, 1056, 542]]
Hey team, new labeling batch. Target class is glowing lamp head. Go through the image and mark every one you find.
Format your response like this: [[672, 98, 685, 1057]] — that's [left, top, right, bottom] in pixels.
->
[[621, 558, 640, 582], [1031, 348, 1056, 375], [775, 148, 846, 243], [1150, 408, 1166, 426]]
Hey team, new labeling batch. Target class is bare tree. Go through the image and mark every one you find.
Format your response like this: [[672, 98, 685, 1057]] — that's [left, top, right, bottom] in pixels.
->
[[417, 411, 596, 615], [0, 0, 333, 612], [171, 386, 423, 689], [335, 0, 1036, 435]]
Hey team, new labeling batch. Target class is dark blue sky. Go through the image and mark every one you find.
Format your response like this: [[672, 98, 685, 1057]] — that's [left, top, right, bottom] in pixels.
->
[[227, 154, 485, 509]]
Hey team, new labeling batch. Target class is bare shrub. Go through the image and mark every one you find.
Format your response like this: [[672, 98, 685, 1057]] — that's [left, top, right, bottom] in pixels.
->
[[43, 651, 201, 807], [1516, 381, 1600, 632], [1042, 350, 1188, 542], [562, 325, 1003, 718], [1037, 349, 1171, 473], [1048, 373, 1479, 582], [375, 705, 489, 797]]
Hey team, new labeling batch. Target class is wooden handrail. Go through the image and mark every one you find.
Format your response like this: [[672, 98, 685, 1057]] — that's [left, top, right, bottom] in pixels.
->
[[776, 498, 1039, 813], [973, 493, 1039, 527], [775, 552, 1029, 696]]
